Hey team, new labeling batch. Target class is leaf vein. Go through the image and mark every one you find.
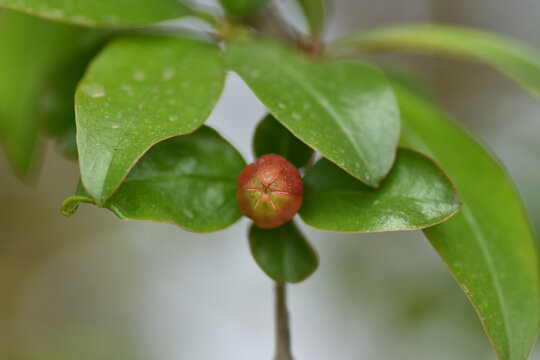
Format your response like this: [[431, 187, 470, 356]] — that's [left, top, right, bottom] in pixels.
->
[[460, 204, 512, 356], [277, 61, 369, 170]]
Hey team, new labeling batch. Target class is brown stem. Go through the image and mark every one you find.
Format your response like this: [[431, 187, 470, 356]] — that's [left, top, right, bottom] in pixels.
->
[[275, 282, 294, 360]]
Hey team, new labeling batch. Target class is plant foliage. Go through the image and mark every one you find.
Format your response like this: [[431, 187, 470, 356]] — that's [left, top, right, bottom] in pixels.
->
[[0, 1, 539, 359]]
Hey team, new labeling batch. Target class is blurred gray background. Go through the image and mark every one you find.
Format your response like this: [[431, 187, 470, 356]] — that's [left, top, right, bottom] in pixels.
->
[[1, 0, 539, 359]]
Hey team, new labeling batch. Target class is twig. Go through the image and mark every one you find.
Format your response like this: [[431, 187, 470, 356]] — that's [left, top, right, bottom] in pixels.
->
[[275, 282, 294, 360]]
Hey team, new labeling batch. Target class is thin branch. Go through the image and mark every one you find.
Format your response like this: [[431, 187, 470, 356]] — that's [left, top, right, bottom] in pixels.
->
[[275, 282, 294, 360]]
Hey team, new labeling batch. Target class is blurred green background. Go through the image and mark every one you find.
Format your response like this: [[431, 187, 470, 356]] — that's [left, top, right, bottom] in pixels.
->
[[1, 0, 539, 359]]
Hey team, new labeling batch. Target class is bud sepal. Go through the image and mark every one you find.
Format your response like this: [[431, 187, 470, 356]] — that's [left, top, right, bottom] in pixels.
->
[[237, 154, 303, 229]]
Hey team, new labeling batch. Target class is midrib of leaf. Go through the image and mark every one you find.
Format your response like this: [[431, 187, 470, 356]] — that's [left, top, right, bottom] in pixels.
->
[[456, 204, 511, 358], [99, 88, 155, 198], [277, 61, 369, 171], [93, 43, 207, 203], [104, 42, 202, 157]]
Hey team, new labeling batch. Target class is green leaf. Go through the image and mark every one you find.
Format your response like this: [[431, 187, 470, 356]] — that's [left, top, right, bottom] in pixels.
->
[[332, 24, 540, 99], [395, 83, 540, 360], [300, 148, 461, 232], [63, 126, 246, 233], [40, 33, 112, 158], [0, 0, 192, 27], [297, 0, 325, 38], [226, 38, 400, 187], [0, 10, 96, 173], [76, 35, 225, 205], [253, 114, 314, 168], [219, 0, 270, 17], [249, 221, 318, 283]]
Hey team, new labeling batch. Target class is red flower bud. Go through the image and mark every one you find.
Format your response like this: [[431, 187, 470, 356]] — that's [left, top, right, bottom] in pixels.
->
[[237, 154, 303, 229]]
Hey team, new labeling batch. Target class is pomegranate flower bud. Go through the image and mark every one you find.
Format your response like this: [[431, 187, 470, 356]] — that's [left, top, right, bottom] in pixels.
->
[[237, 154, 303, 229]]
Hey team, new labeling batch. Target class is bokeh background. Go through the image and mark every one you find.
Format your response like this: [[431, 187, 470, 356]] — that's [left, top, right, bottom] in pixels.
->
[[1, 0, 539, 359]]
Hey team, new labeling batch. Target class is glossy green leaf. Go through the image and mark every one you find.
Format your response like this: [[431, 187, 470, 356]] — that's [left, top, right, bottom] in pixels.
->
[[253, 114, 314, 168], [395, 83, 540, 360], [0, 0, 192, 27], [226, 38, 400, 187], [40, 33, 111, 158], [333, 24, 540, 99], [249, 221, 318, 283], [63, 126, 246, 233], [76, 35, 225, 205], [0, 10, 96, 173], [297, 0, 325, 38], [219, 0, 270, 16], [300, 148, 460, 232]]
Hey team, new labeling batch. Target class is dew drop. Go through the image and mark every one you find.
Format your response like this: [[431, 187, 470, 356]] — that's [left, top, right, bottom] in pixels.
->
[[71, 15, 93, 24], [49, 8, 64, 18], [121, 84, 133, 93], [134, 70, 146, 81], [163, 68, 175, 80], [80, 83, 105, 99]]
